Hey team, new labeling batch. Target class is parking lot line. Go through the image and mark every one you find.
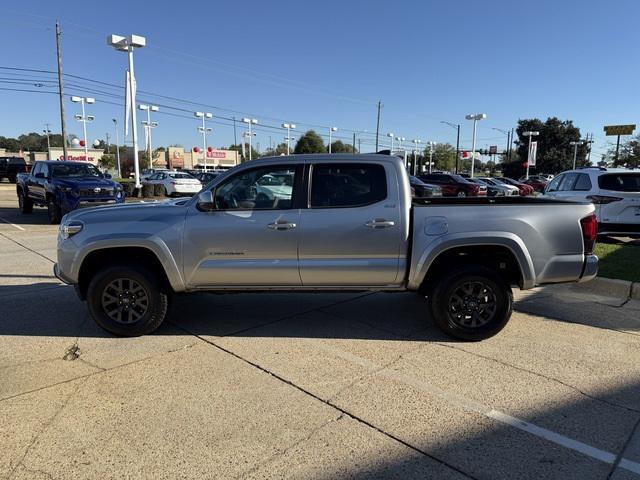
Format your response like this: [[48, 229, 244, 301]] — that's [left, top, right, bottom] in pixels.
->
[[307, 340, 640, 475], [0, 217, 25, 231]]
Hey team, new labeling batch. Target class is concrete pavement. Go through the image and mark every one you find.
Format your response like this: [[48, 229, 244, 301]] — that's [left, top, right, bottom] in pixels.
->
[[1, 183, 639, 479]]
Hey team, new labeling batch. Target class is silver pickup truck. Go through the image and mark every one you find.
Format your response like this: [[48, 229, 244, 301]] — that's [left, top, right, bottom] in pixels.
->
[[54, 154, 598, 341]]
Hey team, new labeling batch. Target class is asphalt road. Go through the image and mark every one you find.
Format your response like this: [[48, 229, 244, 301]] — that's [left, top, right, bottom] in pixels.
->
[[1, 183, 639, 480]]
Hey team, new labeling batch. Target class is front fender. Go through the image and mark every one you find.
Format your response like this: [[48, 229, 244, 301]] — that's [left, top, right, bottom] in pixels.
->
[[66, 234, 186, 292], [408, 232, 536, 290]]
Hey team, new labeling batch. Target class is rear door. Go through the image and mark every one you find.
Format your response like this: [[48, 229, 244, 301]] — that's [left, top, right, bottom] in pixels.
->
[[597, 173, 640, 226], [298, 162, 403, 286]]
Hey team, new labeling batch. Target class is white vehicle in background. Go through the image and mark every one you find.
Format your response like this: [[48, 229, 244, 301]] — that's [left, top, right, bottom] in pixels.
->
[[140, 167, 169, 181], [544, 168, 640, 237], [143, 171, 202, 197], [478, 177, 520, 196]]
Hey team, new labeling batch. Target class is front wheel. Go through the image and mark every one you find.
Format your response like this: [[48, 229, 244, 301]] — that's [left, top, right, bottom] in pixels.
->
[[427, 267, 512, 341], [87, 265, 169, 336], [456, 190, 467, 197], [18, 191, 33, 214], [47, 198, 62, 224]]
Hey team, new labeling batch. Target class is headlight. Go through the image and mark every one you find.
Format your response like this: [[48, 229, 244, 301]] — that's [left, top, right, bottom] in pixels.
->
[[60, 220, 83, 239]]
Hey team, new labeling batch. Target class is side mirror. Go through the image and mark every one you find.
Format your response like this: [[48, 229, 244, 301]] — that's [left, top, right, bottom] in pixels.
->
[[196, 190, 215, 212], [104, 173, 112, 179]]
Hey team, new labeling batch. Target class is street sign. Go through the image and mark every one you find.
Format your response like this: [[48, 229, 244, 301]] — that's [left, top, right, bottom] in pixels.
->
[[604, 124, 636, 136], [489, 145, 498, 154], [528, 141, 538, 166]]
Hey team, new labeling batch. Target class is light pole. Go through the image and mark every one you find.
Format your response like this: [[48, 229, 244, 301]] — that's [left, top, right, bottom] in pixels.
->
[[70, 96, 95, 161], [570, 140, 583, 170], [328, 126, 338, 153], [492, 128, 511, 164], [411, 139, 421, 174], [282, 123, 296, 155], [522, 131, 539, 179], [387, 132, 394, 152], [107, 34, 146, 188], [195, 112, 213, 169], [139, 104, 159, 169], [427, 141, 436, 174], [43, 125, 51, 159], [441, 121, 461, 174], [242, 118, 258, 161], [112, 118, 121, 178], [465, 113, 486, 177], [396, 136, 406, 151]]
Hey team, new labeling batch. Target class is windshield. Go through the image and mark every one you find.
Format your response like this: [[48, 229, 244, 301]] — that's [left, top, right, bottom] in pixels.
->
[[451, 174, 470, 183], [51, 163, 102, 178], [168, 172, 194, 179], [409, 175, 427, 186]]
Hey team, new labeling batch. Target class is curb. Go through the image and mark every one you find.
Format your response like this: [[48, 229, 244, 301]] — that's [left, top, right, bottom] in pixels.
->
[[575, 276, 640, 301]]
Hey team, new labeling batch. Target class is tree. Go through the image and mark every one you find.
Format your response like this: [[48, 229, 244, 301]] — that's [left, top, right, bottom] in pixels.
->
[[227, 143, 259, 162], [294, 130, 325, 154], [328, 140, 357, 153], [514, 117, 588, 176], [99, 154, 116, 170], [263, 143, 290, 157], [604, 134, 640, 168], [426, 143, 456, 172]]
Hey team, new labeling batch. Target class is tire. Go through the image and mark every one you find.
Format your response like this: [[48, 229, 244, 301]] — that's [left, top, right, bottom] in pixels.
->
[[428, 266, 512, 341], [47, 197, 62, 224], [456, 190, 467, 197], [18, 191, 33, 214], [86, 264, 169, 336]]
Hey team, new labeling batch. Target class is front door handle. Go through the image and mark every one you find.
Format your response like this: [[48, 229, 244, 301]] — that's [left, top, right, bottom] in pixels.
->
[[267, 220, 297, 231], [365, 219, 395, 229]]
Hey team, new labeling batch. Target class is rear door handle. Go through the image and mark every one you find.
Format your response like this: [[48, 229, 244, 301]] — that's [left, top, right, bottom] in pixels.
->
[[267, 220, 297, 231], [365, 219, 395, 229]]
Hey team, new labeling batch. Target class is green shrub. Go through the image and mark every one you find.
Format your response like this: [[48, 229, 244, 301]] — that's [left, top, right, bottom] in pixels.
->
[[120, 182, 136, 197], [142, 183, 155, 198], [154, 184, 165, 196]]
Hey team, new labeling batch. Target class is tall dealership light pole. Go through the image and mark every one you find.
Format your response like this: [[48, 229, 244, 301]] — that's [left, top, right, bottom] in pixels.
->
[[195, 112, 213, 170], [328, 126, 338, 153], [570, 140, 583, 170], [441, 121, 461, 173], [411, 139, 421, 174], [396, 136, 406, 151], [108, 34, 146, 188], [522, 131, 539, 179], [282, 123, 296, 154], [139, 104, 159, 169], [242, 118, 258, 161], [465, 113, 486, 178], [112, 118, 121, 177], [43, 124, 51, 159], [70, 96, 95, 161], [427, 141, 436, 174], [387, 132, 394, 152]]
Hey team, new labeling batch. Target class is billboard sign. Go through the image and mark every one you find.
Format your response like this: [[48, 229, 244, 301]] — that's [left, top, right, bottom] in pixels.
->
[[528, 141, 538, 166], [604, 124, 635, 136]]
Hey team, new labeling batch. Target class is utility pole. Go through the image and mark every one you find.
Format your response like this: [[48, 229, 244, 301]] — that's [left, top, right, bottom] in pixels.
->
[[106, 132, 110, 154], [55, 21, 68, 161], [352, 132, 356, 153], [375, 100, 381, 151], [43, 123, 51, 159], [585, 133, 594, 163], [509, 128, 515, 162], [233, 116, 238, 147]]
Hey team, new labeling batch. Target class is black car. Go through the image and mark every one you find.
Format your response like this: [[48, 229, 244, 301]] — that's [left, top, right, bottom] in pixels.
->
[[195, 171, 223, 184], [0, 157, 28, 183], [409, 175, 442, 197]]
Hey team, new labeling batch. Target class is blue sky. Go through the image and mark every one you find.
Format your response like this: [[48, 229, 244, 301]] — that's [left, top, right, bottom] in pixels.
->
[[1, 0, 638, 159]]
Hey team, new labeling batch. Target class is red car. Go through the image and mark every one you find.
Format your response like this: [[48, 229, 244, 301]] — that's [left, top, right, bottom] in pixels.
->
[[519, 176, 548, 193], [494, 177, 535, 196], [419, 173, 487, 197]]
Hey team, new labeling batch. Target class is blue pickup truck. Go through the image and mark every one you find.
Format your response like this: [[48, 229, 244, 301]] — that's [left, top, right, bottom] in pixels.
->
[[16, 161, 124, 223]]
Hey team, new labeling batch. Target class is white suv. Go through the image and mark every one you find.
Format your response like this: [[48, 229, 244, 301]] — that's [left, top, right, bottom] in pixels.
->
[[544, 168, 640, 237]]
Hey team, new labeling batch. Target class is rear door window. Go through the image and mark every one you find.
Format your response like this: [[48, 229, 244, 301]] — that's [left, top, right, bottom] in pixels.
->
[[573, 174, 592, 191], [598, 173, 640, 192], [310, 163, 387, 208]]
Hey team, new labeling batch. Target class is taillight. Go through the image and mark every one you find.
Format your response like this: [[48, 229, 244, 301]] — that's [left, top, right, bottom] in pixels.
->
[[580, 213, 597, 254], [586, 195, 623, 204]]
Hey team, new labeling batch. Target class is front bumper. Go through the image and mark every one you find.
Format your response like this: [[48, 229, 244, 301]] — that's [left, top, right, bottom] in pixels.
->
[[53, 263, 73, 285], [578, 254, 598, 282], [59, 192, 125, 212]]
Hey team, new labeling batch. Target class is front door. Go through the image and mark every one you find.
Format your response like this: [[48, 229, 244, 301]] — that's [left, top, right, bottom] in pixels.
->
[[298, 162, 403, 286], [182, 164, 303, 287]]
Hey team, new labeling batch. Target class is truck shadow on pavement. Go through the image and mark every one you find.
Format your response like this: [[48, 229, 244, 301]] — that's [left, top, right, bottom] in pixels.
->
[[0, 206, 53, 226]]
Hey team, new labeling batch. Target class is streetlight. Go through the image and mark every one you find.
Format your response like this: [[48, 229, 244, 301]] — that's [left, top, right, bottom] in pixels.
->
[[242, 118, 258, 161], [522, 131, 539, 179], [427, 141, 436, 174], [139, 104, 159, 169], [465, 113, 486, 177], [396, 136, 406, 151], [70, 96, 95, 162], [387, 132, 394, 152], [195, 112, 213, 170], [43, 125, 51, 160], [441, 121, 461, 173], [108, 34, 146, 188], [570, 141, 584, 170], [112, 118, 121, 178], [282, 123, 296, 155], [411, 139, 421, 174], [328, 126, 338, 153]]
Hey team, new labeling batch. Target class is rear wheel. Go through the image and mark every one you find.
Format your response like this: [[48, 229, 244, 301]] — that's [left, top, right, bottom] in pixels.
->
[[47, 198, 62, 224], [427, 266, 512, 341], [87, 265, 169, 336], [456, 190, 467, 197], [18, 191, 33, 214]]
